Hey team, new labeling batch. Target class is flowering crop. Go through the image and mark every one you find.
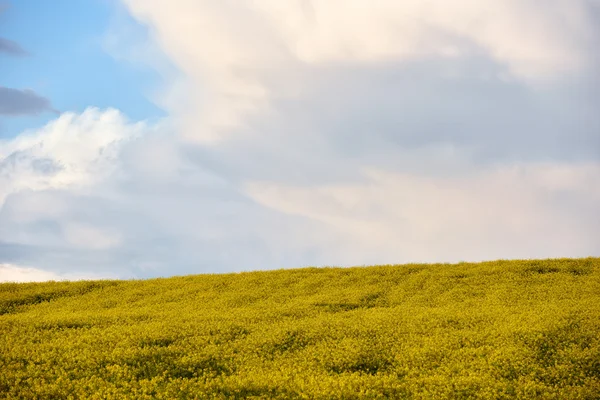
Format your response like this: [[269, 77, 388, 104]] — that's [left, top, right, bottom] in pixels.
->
[[1, 258, 599, 399]]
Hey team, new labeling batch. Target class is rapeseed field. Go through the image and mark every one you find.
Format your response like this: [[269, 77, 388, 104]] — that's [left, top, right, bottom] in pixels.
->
[[1, 258, 599, 399]]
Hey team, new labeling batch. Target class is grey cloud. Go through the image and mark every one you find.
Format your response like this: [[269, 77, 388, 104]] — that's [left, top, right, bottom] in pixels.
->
[[0, 241, 33, 264], [30, 158, 63, 175], [0, 37, 28, 56], [179, 53, 599, 189], [0, 87, 55, 116], [288, 57, 600, 163], [1, 151, 63, 177], [0, 236, 325, 280], [0, 241, 137, 279]]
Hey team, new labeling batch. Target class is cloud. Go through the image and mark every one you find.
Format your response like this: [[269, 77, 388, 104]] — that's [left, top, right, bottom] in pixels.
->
[[1, 106, 598, 279], [1, 2, 599, 280], [0, 87, 56, 116], [121, 0, 600, 143], [246, 163, 600, 264], [117, 0, 600, 265], [0, 263, 113, 283], [0, 107, 145, 206], [0, 37, 28, 56], [0, 108, 330, 277]]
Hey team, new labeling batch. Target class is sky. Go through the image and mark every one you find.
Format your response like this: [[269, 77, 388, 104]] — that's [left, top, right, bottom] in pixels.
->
[[0, 0, 599, 282]]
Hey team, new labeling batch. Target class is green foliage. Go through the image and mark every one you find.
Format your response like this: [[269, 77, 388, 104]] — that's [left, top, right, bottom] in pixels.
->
[[1, 258, 599, 399]]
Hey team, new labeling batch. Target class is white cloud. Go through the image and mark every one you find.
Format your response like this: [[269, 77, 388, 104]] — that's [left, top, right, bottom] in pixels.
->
[[246, 163, 600, 263], [0, 108, 146, 207], [255, 0, 592, 76], [121, 0, 599, 143], [124, 0, 597, 78], [0, 263, 114, 283]]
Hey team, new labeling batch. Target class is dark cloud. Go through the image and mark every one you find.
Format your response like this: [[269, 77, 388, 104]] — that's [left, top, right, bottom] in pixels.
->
[[0, 87, 55, 116], [0, 37, 28, 56]]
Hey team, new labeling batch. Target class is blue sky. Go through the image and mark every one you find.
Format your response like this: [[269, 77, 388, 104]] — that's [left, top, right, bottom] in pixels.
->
[[0, 0, 164, 138], [0, 0, 599, 282]]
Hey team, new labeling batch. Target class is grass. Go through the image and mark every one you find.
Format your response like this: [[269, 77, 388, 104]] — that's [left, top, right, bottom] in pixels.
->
[[1, 257, 599, 399]]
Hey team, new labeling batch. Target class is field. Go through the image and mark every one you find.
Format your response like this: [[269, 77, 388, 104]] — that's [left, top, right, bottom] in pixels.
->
[[1, 258, 599, 399]]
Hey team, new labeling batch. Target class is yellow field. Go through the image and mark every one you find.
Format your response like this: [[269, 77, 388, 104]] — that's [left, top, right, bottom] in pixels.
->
[[1, 258, 599, 399]]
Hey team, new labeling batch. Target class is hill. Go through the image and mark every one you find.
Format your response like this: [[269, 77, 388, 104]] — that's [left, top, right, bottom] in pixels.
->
[[1, 258, 599, 399]]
